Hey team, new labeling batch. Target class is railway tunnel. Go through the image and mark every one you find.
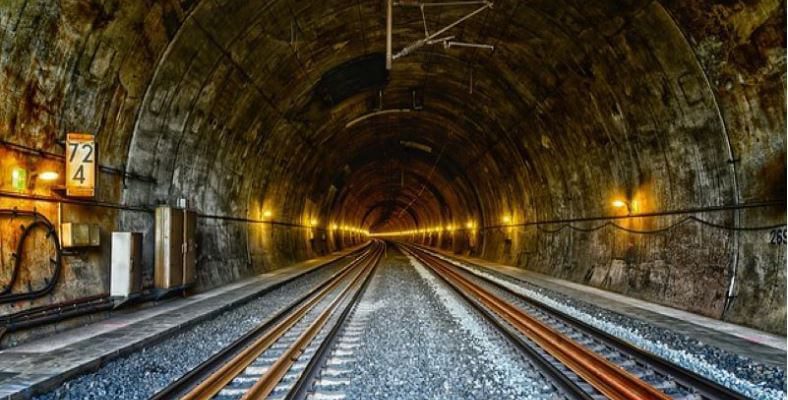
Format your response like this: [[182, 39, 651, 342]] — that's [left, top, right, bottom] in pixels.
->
[[0, 0, 785, 399]]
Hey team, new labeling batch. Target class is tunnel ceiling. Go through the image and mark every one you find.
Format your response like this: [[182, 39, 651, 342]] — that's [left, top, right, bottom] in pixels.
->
[[113, 0, 782, 235], [0, 0, 783, 233]]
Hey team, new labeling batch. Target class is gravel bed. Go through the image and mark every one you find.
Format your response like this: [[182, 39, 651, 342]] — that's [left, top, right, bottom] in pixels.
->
[[337, 250, 559, 400], [427, 250, 787, 400], [35, 258, 353, 400]]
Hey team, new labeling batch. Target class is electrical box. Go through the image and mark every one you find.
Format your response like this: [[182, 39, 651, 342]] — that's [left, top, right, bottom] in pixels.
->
[[61, 223, 100, 248], [183, 209, 197, 287], [155, 207, 197, 290], [111, 232, 143, 297]]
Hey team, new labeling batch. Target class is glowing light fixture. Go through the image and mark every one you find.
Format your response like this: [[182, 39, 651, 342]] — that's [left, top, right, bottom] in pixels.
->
[[38, 171, 59, 181], [466, 221, 475, 229], [310, 218, 318, 227], [331, 223, 339, 230], [11, 167, 26, 191], [612, 199, 632, 215], [502, 215, 512, 225], [262, 209, 273, 219]]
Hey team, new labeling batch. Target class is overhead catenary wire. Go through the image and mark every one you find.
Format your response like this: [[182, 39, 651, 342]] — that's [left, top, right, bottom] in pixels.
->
[[397, 143, 446, 218]]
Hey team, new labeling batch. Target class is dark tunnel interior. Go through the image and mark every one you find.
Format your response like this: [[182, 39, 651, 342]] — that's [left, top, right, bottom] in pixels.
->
[[0, 0, 785, 336]]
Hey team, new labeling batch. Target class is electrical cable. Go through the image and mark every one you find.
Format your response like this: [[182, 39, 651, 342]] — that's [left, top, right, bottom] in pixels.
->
[[533, 215, 784, 235], [0, 209, 63, 303]]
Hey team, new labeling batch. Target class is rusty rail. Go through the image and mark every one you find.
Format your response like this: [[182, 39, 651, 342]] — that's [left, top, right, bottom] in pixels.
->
[[402, 245, 671, 400], [241, 243, 382, 399], [174, 241, 383, 400]]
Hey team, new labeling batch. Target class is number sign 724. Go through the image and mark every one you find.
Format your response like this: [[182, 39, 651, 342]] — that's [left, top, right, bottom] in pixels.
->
[[65, 133, 97, 198]]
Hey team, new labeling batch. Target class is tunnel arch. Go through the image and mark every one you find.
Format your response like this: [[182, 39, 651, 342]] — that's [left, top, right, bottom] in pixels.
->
[[0, 0, 783, 333], [116, 0, 776, 328]]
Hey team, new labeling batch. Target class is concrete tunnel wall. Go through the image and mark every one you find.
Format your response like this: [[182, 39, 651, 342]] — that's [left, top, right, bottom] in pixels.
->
[[0, 0, 784, 334]]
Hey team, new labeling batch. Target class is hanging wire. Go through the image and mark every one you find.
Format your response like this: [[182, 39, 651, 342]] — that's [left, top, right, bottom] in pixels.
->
[[533, 215, 784, 235], [397, 143, 446, 218]]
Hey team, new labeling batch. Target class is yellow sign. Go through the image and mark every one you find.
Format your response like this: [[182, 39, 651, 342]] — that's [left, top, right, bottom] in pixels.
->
[[66, 133, 97, 198]]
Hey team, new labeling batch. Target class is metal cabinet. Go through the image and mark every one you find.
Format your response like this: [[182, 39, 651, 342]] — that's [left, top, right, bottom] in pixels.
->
[[110, 232, 142, 297], [62, 223, 100, 248], [183, 209, 197, 287], [154, 207, 197, 290]]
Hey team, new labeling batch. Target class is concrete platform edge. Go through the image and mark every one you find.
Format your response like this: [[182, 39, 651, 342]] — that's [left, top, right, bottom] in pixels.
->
[[0, 245, 366, 400]]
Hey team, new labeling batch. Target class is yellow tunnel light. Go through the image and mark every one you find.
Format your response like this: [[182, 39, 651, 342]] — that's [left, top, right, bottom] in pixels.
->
[[446, 225, 454, 232], [262, 209, 273, 219], [331, 223, 338, 230], [38, 171, 59, 181], [502, 215, 512, 225], [310, 218, 318, 227], [612, 199, 633, 214], [466, 221, 475, 229]]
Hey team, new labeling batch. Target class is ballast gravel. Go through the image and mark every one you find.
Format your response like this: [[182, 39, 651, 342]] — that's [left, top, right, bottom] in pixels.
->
[[337, 250, 559, 400], [426, 250, 787, 400], [35, 258, 352, 400]]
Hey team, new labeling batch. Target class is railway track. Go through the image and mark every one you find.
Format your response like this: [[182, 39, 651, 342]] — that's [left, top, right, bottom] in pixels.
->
[[152, 241, 384, 400], [399, 243, 748, 400]]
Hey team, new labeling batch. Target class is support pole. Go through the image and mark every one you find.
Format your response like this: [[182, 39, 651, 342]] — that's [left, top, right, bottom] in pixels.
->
[[386, 0, 393, 70]]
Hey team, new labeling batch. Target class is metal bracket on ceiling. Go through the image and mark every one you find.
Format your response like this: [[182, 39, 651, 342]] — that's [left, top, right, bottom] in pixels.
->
[[386, 0, 495, 69]]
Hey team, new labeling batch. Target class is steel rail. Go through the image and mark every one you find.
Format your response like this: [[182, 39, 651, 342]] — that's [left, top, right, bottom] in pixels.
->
[[151, 244, 374, 400], [409, 244, 749, 400], [403, 245, 671, 400], [398, 244, 592, 400], [179, 246, 378, 400], [241, 243, 384, 399], [284, 243, 385, 400], [398, 245, 595, 400]]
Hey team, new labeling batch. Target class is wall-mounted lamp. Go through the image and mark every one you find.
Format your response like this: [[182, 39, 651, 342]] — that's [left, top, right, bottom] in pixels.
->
[[38, 171, 60, 181], [612, 199, 632, 215]]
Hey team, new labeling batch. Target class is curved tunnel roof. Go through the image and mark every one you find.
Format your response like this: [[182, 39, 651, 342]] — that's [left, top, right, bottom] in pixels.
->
[[0, 0, 784, 332], [125, 0, 748, 235]]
